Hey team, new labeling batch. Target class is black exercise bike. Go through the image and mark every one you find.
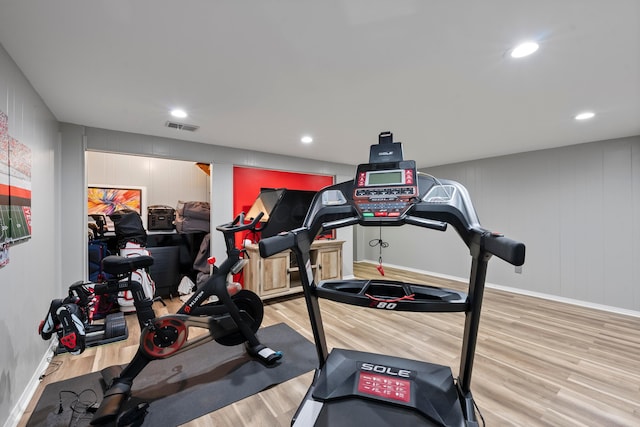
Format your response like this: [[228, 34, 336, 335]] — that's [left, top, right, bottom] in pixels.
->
[[91, 212, 282, 425]]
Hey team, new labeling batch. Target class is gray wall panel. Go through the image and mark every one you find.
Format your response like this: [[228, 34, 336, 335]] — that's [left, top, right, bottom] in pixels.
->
[[363, 136, 640, 312], [632, 142, 640, 307], [569, 144, 605, 304], [59, 123, 86, 284], [602, 142, 633, 307], [0, 43, 60, 425]]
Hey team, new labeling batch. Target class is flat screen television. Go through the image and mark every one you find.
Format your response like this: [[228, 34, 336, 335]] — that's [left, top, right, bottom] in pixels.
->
[[246, 188, 317, 238]]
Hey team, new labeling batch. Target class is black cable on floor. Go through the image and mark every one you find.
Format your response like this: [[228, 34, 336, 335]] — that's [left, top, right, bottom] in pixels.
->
[[39, 357, 63, 381], [473, 398, 486, 427], [56, 388, 98, 418]]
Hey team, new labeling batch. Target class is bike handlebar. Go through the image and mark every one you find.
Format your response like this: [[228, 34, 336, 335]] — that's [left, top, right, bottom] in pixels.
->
[[216, 211, 264, 234]]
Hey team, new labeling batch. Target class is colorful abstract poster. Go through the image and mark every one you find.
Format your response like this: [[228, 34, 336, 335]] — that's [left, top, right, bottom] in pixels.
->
[[88, 186, 143, 231], [0, 110, 33, 250], [88, 187, 142, 216]]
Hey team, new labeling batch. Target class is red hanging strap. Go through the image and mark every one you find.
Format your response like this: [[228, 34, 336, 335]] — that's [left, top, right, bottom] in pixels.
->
[[376, 257, 385, 276]]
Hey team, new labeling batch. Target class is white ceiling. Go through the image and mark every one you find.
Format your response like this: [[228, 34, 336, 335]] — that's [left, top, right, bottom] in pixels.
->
[[0, 0, 638, 168]]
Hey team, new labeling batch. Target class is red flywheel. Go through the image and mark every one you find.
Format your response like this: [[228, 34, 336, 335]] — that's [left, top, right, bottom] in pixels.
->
[[141, 317, 188, 358]]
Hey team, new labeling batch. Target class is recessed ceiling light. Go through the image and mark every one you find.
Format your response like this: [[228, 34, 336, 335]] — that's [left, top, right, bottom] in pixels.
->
[[301, 135, 313, 144], [510, 42, 539, 58], [170, 109, 188, 118], [575, 111, 595, 120]]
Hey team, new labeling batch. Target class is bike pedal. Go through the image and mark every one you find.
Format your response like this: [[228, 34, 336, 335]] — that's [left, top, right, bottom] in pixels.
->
[[56, 305, 86, 355]]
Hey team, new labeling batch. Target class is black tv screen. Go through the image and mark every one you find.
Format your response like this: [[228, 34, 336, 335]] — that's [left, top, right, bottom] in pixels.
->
[[246, 188, 284, 223], [246, 188, 317, 238]]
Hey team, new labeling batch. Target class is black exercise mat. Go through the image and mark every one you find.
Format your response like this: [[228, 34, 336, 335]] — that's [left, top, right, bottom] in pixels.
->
[[27, 323, 317, 426]]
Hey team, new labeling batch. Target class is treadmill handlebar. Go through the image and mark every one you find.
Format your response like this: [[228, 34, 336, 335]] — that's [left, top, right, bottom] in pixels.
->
[[259, 231, 296, 258], [404, 215, 448, 231], [482, 232, 526, 266], [258, 220, 525, 267]]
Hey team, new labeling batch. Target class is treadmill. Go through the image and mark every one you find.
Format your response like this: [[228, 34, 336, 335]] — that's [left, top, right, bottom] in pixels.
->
[[259, 133, 526, 426]]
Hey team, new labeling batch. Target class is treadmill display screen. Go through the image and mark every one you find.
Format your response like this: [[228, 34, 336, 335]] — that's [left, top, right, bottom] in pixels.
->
[[357, 372, 411, 403], [366, 170, 404, 186], [353, 161, 417, 220]]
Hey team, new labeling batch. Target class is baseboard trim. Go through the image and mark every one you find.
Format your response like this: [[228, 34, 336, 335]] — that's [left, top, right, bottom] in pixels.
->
[[4, 339, 57, 427], [355, 260, 640, 319]]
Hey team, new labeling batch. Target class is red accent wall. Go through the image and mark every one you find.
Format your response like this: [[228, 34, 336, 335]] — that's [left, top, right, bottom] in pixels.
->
[[232, 167, 334, 284], [233, 166, 333, 219]]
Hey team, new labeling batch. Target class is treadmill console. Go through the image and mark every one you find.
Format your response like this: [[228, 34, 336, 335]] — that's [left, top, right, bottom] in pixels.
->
[[353, 160, 418, 220]]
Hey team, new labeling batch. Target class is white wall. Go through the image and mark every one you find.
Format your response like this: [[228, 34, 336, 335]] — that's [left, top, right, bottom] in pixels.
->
[[0, 43, 61, 426], [86, 151, 211, 227], [361, 135, 640, 313]]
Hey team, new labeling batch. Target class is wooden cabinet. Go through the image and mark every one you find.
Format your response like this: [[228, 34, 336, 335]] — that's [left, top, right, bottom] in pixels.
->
[[243, 240, 344, 300]]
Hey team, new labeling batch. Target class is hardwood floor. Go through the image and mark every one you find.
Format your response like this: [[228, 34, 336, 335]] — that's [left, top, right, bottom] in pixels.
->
[[19, 263, 640, 426]]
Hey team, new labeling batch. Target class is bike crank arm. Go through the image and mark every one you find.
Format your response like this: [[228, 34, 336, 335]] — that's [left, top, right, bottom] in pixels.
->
[[139, 314, 238, 359]]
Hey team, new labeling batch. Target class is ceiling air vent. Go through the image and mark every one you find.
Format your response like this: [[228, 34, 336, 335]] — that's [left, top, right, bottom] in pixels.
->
[[165, 121, 199, 132]]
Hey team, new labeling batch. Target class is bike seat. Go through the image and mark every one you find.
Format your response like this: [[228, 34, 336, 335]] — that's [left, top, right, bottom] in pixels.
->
[[102, 255, 154, 275]]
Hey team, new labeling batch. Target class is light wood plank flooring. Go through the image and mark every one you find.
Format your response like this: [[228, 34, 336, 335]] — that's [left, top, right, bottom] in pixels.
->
[[19, 263, 640, 426]]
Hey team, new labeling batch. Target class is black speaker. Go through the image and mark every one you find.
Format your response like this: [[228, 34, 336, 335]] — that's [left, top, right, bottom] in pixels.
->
[[147, 205, 175, 230]]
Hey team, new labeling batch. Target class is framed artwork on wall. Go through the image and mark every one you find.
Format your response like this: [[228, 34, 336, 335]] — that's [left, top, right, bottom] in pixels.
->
[[1, 109, 33, 256], [88, 185, 146, 230]]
